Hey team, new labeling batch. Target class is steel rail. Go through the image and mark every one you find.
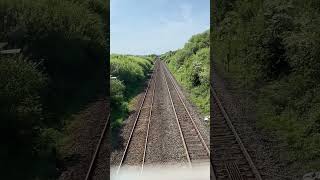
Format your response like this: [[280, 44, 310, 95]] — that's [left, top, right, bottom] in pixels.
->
[[85, 113, 110, 180], [116, 61, 157, 174], [161, 62, 192, 167], [140, 61, 158, 174], [210, 85, 263, 180]]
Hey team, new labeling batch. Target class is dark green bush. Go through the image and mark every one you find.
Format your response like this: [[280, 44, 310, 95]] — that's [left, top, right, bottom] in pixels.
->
[[0, 55, 48, 179]]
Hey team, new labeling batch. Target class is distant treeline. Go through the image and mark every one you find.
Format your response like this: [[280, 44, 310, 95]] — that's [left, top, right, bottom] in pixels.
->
[[212, 0, 320, 171], [161, 30, 210, 115], [0, 0, 108, 179]]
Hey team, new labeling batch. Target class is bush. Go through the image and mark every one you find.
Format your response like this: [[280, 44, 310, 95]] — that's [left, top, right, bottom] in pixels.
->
[[162, 31, 210, 114], [0, 0, 107, 121], [0, 0, 106, 45], [0, 55, 46, 131], [110, 55, 153, 130], [0, 55, 47, 178], [110, 78, 125, 106], [111, 55, 152, 85]]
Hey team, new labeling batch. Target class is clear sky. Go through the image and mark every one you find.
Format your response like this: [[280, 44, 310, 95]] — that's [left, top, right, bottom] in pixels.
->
[[111, 0, 210, 55]]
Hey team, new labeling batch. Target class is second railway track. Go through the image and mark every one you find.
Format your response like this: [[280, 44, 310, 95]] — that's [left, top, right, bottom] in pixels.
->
[[211, 86, 263, 180], [85, 113, 110, 180]]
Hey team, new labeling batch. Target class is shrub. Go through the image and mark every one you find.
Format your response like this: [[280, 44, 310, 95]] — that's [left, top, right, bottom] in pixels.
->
[[0, 55, 46, 129], [0, 0, 108, 126], [163, 31, 210, 114], [111, 55, 152, 85], [0, 55, 47, 178], [110, 78, 125, 106], [110, 55, 153, 130]]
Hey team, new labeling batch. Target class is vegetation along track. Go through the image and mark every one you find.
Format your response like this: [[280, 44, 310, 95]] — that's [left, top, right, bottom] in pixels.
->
[[161, 61, 210, 166], [116, 60, 159, 174], [211, 85, 263, 180]]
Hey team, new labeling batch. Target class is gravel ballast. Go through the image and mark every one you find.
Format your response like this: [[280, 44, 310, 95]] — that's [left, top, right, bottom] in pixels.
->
[[145, 63, 187, 166], [58, 98, 109, 180]]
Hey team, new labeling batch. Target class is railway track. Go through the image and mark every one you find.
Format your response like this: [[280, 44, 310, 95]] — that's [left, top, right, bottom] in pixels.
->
[[116, 60, 159, 174], [161, 61, 210, 166], [84, 113, 110, 180], [113, 59, 210, 176], [210, 85, 263, 180]]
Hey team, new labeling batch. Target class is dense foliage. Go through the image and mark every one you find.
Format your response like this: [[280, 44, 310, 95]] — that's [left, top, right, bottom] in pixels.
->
[[110, 55, 153, 129], [0, 0, 108, 179], [161, 30, 210, 114], [0, 55, 48, 178], [212, 0, 320, 171]]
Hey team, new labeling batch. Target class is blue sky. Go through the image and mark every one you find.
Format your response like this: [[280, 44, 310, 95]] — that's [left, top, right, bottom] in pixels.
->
[[111, 0, 210, 55]]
